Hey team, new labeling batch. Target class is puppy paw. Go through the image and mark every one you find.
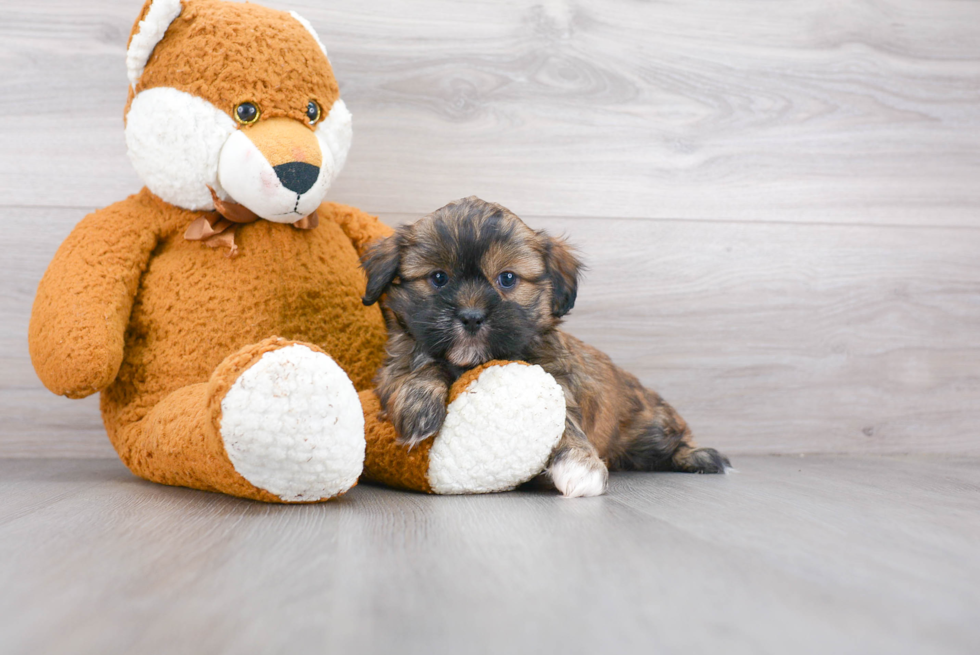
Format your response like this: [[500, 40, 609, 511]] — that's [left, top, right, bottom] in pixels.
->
[[394, 393, 447, 448], [549, 451, 608, 498], [673, 446, 731, 474]]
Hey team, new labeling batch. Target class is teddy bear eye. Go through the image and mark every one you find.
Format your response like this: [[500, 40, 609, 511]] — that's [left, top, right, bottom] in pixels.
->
[[306, 100, 321, 125], [235, 102, 260, 125]]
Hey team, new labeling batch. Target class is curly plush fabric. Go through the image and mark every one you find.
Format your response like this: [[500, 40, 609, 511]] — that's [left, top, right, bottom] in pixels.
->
[[221, 343, 366, 502], [361, 362, 565, 494], [125, 0, 338, 126]]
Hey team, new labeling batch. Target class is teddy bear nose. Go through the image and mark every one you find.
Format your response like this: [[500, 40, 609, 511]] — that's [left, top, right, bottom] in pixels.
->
[[273, 162, 320, 195]]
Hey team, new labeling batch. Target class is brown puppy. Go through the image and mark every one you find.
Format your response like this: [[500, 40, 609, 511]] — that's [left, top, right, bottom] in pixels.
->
[[361, 197, 730, 497]]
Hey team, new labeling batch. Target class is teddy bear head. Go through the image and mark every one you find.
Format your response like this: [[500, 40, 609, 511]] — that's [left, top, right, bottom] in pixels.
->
[[123, 0, 351, 221]]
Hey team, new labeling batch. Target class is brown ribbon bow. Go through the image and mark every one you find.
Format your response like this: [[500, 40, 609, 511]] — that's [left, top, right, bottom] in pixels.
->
[[183, 187, 319, 257]]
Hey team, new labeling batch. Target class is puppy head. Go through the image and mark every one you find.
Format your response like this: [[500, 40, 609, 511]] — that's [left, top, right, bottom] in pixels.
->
[[361, 197, 582, 367]]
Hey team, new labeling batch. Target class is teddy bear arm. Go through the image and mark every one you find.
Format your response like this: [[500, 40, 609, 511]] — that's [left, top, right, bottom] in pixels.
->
[[318, 201, 395, 257], [28, 199, 160, 398]]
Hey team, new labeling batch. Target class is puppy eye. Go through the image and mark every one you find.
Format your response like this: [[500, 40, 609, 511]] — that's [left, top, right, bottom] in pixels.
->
[[235, 102, 260, 125], [429, 270, 449, 288], [497, 271, 518, 289], [306, 100, 321, 125]]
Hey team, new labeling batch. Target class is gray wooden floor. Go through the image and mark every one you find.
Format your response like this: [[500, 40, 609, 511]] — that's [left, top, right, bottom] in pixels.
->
[[1, 456, 978, 655]]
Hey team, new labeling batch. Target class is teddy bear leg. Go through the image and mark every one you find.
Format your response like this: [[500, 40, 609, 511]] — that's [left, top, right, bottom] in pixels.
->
[[113, 338, 365, 502], [361, 361, 566, 494]]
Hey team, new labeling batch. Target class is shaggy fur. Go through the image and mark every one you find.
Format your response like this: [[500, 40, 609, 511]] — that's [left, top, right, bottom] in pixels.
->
[[361, 197, 730, 497]]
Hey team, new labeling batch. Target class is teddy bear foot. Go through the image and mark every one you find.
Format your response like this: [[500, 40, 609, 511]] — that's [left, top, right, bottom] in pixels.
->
[[220, 344, 365, 502], [426, 363, 565, 493]]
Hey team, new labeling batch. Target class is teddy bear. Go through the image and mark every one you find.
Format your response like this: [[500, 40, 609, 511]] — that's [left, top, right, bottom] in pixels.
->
[[28, 0, 564, 502]]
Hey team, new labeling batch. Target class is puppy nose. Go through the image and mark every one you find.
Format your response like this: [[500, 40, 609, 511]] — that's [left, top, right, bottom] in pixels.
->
[[457, 308, 486, 334], [273, 162, 320, 194]]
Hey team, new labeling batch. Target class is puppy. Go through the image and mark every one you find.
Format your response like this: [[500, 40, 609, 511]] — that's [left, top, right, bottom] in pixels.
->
[[360, 196, 730, 497]]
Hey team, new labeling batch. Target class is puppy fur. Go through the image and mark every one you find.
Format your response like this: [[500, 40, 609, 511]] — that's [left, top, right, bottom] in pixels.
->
[[361, 196, 730, 497]]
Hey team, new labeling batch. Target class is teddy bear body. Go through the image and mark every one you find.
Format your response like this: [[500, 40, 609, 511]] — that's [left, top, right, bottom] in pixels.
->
[[32, 180, 390, 499], [29, 0, 566, 503]]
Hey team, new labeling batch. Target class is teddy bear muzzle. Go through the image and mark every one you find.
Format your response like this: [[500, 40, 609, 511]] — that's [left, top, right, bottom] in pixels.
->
[[217, 116, 334, 223]]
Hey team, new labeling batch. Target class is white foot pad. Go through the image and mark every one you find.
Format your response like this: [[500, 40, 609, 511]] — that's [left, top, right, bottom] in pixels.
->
[[427, 363, 565, 494], [220, 345, 365, 501]]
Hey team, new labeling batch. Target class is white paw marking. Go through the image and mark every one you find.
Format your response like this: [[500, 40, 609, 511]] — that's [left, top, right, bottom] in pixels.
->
[[220, 345, 365, 501], [550, 456, 608, 498]]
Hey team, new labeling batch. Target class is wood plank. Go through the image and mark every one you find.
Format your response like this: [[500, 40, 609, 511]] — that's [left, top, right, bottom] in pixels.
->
[[544, 215, 980, 455], [5, 206, 979, 456], [1, 1, 979, 224], [1, 456, 978, 654], [0, 206, 111, 457]]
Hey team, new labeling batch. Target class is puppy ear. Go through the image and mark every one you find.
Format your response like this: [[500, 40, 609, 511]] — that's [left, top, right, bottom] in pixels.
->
[[360, 233, 402, 305], [541, 234, 582, 317]]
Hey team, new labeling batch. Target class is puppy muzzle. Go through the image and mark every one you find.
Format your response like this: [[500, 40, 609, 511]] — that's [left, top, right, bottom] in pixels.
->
[[456, 308, 487, 335]]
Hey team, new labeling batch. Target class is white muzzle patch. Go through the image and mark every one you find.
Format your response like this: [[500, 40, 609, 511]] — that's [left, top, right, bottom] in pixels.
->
[[217, 99, 352, 222], [125, 90, 352, 216], [125, 87, 237, 211]]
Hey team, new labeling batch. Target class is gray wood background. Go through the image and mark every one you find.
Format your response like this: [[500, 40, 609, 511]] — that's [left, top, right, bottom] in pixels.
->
[[2, 0, 978, 457]]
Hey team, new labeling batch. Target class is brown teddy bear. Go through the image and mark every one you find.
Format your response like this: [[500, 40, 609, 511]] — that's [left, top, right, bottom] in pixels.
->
[[29, 0, 564, 502]]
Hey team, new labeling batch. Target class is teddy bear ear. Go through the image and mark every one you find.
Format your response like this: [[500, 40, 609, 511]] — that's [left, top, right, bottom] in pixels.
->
[[126, 0, 183, 90], [288, 11, 330, 59]]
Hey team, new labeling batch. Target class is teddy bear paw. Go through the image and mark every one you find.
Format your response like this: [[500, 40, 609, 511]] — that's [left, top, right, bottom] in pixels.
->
[[220, 344, 365, 502], [427, 362, 566, 494]]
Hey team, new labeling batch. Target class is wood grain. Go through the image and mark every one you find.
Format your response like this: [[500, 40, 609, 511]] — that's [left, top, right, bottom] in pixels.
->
[[542, 216, 980, 456], [0, 0, 978, 223], [0, 206, 111, 457], [1, 456, 978, 654]]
